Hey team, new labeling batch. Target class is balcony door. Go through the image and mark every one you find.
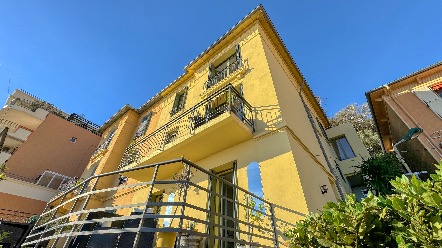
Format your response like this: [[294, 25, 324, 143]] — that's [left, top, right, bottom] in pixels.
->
[[207, 161, 238, 248]]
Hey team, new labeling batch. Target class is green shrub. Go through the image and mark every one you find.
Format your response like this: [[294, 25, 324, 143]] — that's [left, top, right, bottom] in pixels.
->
[[0, 231, 10, 242], [356, 153, 403, 196], [284, 161, 442, 247]]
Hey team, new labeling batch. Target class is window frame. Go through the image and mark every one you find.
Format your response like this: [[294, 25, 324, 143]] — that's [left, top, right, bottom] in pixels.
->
[[102, 129, 117, 149], [431, 83, 442, 98], [170, 87, 188, 116], [331, 136, 356, 161], [134, 112, 152, 139]]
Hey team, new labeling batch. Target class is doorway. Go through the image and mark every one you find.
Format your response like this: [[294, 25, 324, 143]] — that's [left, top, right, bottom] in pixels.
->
[[207, 161, 238, 248]]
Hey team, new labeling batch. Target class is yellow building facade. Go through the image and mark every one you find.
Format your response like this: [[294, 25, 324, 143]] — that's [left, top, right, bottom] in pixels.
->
[[24, 5, 368, 248]]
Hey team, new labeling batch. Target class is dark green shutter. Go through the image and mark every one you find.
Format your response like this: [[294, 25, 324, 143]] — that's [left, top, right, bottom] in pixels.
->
[[179, 87, 188, 109], [235, 44, 241, 61], [208, 64, 215, 79], [136, 112, 152, 137], [172, 92, 180, 113]]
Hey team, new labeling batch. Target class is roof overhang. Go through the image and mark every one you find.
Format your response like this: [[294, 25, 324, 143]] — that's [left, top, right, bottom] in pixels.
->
[[366, 61, 442, 152], [100, 4, 329, 131]]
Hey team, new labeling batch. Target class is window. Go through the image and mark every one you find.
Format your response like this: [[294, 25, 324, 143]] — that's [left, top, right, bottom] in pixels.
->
[[102, 129, 116, 149], [414, 88, 442, 118], [247, 162, 264, 199], [205, 44, 242, 89], [431, 83, 442, 97], [170, 87, 188, 115], [69, 137, 77, 143], [331, 136, 356, 160], [134, 112, 152, 138], [163, 192, 175, 227]]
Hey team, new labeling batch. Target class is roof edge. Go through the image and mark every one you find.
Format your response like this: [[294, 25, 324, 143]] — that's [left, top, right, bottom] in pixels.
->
[[99, 104, 135, 133], [366, 61, 442, 95]]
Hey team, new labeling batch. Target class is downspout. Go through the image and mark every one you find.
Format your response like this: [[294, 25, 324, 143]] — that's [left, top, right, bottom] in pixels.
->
[[298, 80, 345, 200]]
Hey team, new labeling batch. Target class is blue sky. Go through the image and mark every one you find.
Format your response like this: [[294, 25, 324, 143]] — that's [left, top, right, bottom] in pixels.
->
[[1, 1, 442, 125]]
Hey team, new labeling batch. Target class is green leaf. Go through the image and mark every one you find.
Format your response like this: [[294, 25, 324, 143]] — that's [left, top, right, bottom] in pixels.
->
[[391, 197, 406, 211], [422, 192, 442, 208]]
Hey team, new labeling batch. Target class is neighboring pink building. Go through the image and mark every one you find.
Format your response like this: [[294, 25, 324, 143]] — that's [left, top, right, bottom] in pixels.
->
[[367, 62, 442, 173], [0, 89, 101, 222]]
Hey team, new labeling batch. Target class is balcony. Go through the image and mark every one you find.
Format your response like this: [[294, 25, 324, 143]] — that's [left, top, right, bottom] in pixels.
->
[[120, 84, 254, 177], [6, 127, 32, 142], [204, 53, 243, 90], [67, 113, 102, 136], [23, 158, 298, 248], [6, 170, 74, 191], [0, 150, 13, 164], [0, 208, 36, 223], [1, 97, 68, 131]]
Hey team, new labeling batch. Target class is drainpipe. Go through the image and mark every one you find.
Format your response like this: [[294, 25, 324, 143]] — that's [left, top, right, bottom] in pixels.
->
[[392, 140, 412, 174], [298, 81, 345, 200]]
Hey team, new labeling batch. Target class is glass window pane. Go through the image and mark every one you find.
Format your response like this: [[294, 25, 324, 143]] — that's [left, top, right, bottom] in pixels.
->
[[336, 137, 355, 160]]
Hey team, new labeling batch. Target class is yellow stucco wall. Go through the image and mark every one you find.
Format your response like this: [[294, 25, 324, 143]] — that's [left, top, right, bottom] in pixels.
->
[[71, 15, 363, 247]]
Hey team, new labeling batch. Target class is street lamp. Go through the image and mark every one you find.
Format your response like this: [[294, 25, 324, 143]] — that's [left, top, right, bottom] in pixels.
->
[[393, 127, 423, 173]]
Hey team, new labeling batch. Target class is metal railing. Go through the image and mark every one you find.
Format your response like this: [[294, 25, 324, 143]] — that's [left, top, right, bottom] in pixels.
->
[[0, 118, 20, 130], [8, 97, 69, 119], [205, 56, 242, 90], [23, 158, 299, 248], [120, 84, 254, 169], [67, 113, 102, 136], [6, 170, 73, 190], [0, 208, 36, 223]]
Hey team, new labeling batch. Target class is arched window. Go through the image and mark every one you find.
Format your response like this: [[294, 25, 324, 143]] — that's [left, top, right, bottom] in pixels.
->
[[247, 162, 264, 199], [163, 192, 175, 227]]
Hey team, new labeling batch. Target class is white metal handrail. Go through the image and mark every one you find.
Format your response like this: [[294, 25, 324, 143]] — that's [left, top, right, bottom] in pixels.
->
[[36, 170, 74, 190]]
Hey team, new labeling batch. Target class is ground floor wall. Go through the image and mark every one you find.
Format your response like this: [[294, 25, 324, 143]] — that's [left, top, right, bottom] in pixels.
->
[[53, 128, 342, 247], [102, 128, 339, 244]]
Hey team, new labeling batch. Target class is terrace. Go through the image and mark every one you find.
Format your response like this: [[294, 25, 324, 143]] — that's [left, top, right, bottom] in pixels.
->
[[23, 158, 299, 248]]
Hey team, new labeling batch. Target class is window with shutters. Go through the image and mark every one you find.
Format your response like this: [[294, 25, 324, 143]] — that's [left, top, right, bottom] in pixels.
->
[[431, 82, 442, 98], [97, 128, 116, 151], [205, 44, 242, 90], [134, 112, 152, 139], [414, 88, 442, 118], [170, 87, 188, 116], [331, 136, 356, 161]]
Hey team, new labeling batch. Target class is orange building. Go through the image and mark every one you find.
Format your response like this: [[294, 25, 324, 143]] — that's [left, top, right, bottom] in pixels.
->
[[0, 89, 101, 222], [367, 62, 442, 172]]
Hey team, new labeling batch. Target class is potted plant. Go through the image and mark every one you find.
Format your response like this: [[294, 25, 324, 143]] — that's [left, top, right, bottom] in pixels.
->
[[240, 196, 266, 248], [179, 221, 202, 248], [0, 231, 10, 243], [0, 162, 7, 181]]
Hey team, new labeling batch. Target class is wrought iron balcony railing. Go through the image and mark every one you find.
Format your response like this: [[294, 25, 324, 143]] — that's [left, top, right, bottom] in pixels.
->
[[120, 84, 254, 169], [23, 158, 298, 248], [204, 54, 242, 90], [67, 113, 102, 136], [8, 97, 69, 119]]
